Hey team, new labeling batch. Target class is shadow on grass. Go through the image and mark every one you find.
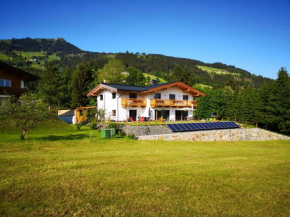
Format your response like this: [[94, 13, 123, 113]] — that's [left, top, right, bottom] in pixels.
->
[[40, 134, 88, 141]]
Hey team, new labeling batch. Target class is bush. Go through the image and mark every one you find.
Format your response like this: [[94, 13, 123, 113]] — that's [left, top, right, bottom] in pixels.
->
[[128, 133, 135, 139], [108, 122, 118, 129], [119, 131, 126, 137], [76, 123, 82, 131], [89, 122, 96, 129]]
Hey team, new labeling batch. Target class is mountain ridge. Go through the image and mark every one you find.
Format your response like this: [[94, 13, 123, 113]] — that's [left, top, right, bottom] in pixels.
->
[[0, 37, 271, 88]]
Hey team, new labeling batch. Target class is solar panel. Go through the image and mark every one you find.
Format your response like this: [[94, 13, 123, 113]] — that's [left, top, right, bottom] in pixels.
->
[[167, 121, 239, 132]]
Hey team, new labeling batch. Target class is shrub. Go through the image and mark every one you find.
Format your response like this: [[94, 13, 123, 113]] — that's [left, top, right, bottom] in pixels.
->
[[128, 133, 135, 139], [76, 123, 82, 131], [89, 122, 96, 129], [120, 131, 126, 137], [108, 122, 118, 129]]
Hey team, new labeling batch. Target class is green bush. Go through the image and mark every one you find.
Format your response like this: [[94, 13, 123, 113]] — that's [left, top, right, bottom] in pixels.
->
[[76, 123, 82, 131], [89, 122, 96, 129], [128, 133, 135, 139], [120, 131, 126, 137], [108, 122, 118, 129]]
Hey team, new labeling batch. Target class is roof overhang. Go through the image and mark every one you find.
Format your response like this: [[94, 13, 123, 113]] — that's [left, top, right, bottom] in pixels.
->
[[87, 84, 117, 97], [141, 81, 206, 97], [0, 61, 40, 82]]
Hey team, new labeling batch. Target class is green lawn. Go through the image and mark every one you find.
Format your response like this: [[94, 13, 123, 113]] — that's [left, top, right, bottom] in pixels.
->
[[0, 121, 290, 216], [197, 65, 241, 76]]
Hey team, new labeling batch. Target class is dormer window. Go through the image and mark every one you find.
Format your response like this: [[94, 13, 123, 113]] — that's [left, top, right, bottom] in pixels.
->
[[0, 79, 11, 87]]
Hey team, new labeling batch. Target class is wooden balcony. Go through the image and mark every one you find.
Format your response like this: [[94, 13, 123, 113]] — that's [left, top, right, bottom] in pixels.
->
[[0, 87, 26, 97], [121, 98, 147, 108], [150, 99, 197, 108]]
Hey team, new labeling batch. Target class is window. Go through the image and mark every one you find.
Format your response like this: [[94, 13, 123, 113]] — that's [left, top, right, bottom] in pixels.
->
[[169, 94, 175, 100], [154, 93, 161, 99], [100, 95, 103, 101], [183, 95, 189, 101], [112, 93, 116, 99], [0, 79, 11, 87], [112, 110, 116, 116], [129, 93, 137, 98]]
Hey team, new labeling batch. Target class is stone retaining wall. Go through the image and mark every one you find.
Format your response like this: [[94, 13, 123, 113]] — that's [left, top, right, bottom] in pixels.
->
[[138, 128, 290, 141], [120, 125, 172, 137]]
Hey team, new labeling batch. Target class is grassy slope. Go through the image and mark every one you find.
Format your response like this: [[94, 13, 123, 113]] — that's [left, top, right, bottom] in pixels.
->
[[0, 120, 290, 216], [143, 73, 167, 83], [197, 65, 241, 76], [0, 54, 12, 61]]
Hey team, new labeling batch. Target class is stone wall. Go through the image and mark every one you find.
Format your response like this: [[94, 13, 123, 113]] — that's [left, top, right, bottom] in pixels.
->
[[119, 125, 172, 137], [138, 128, 290, 141]]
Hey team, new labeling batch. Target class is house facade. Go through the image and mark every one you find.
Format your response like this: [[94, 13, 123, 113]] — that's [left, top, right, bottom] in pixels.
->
[[87, 81, 205, 122], [0, 62, 39, 103]]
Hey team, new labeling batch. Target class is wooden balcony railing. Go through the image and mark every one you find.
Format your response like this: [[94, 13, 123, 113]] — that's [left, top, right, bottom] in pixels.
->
[[150, 99, 197, 108], [121, 98, 147, 108], [0, 87, 25, 97]]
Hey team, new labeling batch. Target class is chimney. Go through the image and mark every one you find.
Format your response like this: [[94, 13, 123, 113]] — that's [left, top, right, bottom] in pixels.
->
[[151, 79, 157, 86]]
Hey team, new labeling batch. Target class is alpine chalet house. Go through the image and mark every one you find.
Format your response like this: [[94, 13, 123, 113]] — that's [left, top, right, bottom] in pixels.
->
[[87, 81, 205, 122], [0, 62, 39, 103]]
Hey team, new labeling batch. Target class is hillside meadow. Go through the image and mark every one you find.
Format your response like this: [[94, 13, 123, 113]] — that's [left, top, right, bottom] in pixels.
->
[[0, 120, 290, 216]]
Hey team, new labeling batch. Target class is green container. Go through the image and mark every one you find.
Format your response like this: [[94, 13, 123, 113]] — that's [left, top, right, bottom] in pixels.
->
[[101, 129, 111, 138], [109, 128, 116, 137]]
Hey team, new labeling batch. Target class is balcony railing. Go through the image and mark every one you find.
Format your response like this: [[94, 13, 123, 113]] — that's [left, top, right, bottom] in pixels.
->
[[0, 87, 25, 97], [150, 99, 197, 108], [121, 98, 147, 108]]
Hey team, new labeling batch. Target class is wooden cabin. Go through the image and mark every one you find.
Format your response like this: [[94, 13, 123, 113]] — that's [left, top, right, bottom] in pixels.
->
[[0, 62, 39, 102]]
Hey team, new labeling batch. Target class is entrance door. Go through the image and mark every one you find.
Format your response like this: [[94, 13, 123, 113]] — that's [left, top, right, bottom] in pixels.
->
[[129, 110, 137, 121]]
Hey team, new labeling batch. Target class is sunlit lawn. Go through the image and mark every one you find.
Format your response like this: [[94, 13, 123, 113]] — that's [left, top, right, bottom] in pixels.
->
[[0, 121, 290, 216]]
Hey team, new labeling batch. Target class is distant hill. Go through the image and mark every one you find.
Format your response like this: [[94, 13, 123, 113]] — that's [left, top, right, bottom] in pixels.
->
[[0, 37, 271, 88], [0, 37, 82, 54]]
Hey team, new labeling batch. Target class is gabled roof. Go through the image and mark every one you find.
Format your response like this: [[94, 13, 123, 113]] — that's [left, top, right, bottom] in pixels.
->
[[87, 81, 205, 97], [0, 61, 40, 82]]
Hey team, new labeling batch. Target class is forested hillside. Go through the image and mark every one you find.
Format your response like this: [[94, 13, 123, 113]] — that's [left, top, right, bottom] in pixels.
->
[[0, 37, 289, 135], [0, 38, 270, 89]]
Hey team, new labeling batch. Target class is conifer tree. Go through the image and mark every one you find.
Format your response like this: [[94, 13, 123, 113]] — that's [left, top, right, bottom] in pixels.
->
[[71, 63, 93, 107]]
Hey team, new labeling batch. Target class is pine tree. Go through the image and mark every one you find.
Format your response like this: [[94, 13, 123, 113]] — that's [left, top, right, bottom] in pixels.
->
[[71, 63, 93, 107], [274, 68, 290, 134], [57, 67, 72, 108], [39, 62, 60, 106]]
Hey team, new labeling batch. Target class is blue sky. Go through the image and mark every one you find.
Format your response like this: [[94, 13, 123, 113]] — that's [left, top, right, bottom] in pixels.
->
[[1, 0, 289, 79]]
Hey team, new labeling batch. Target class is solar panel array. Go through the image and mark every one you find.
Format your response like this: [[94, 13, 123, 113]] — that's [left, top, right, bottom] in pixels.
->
[[167, 121, 239, 132]]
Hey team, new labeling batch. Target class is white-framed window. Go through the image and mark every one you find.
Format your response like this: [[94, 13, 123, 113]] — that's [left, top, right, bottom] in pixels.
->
[[0, 79, 11, 87], [100, 95, 103, 101], [112, 110, 116, 116], [112, 93, 116, 99]]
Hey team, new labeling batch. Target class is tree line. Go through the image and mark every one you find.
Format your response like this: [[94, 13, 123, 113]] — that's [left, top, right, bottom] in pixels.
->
[[195, 68, 290, 135]]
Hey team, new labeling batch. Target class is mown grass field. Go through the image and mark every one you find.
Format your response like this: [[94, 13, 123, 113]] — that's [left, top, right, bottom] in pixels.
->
[[197, 65, 241, 76], [143, 73, 167, 83], [0, 120, 290, 216]]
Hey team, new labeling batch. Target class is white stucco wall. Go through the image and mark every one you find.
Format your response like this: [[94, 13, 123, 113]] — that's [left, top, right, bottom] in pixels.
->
[[96, 86, 196, 121]]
